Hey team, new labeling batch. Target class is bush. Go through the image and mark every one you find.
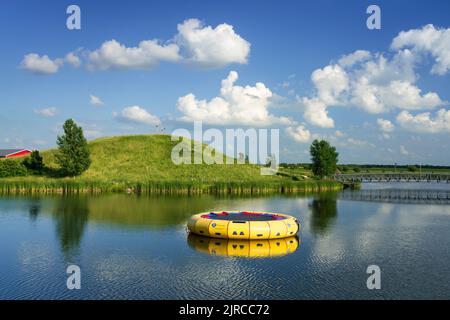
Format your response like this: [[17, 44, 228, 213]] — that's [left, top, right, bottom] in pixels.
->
[[22, 150, 45, 174], [0, 159, 28, 178]]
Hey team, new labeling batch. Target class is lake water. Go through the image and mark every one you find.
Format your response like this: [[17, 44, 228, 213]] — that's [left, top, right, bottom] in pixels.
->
[[1, 183, 450, 299]]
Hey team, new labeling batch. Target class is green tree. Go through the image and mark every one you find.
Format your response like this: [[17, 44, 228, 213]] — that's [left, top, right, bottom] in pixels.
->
[[22, 150, 44, 174], [310, 139, 339, 178], [56, 119, 91, 176]]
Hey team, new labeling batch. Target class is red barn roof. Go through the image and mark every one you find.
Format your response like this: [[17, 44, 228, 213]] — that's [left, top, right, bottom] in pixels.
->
[[0, 149, 33, 158]]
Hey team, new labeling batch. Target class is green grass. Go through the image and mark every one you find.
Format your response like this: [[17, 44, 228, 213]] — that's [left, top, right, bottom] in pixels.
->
[[277, 167, 314, 180], [0, 134, 342, 194]]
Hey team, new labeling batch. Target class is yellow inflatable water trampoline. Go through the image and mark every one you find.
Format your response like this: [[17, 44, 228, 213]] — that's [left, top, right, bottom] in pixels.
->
[[187, 234, 299, 258], [187, 211, 300, 240]]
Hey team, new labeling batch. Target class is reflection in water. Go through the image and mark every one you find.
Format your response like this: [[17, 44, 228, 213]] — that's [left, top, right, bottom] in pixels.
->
[[42, 194, 218, 255], [187, 233, 299, 258], [340, 188, 450, 204], [309, 194, 338, 235], [28, 203, 41, 222], [2, 189, 450, 299], [53, 197, 89, 255], [75, 195, 216, 228]]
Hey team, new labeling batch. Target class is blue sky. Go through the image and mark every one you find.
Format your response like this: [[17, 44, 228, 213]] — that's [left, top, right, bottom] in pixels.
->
[[0, 0, 449, 164]]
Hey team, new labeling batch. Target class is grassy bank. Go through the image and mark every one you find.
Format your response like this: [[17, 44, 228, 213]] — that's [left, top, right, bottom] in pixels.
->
[[0, 134, 342, 195], [0, 177, 342, 195]]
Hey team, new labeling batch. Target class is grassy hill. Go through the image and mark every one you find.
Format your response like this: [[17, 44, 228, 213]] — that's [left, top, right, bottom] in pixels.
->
[[42, 134, 278, 182], [0, 134, 341, 194]]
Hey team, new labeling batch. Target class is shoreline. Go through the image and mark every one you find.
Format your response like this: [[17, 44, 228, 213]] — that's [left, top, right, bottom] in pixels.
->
[[0, 179, 343, 195]]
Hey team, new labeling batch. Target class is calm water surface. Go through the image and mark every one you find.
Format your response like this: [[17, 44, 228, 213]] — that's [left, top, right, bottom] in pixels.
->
[[1, 183, 450, 299]]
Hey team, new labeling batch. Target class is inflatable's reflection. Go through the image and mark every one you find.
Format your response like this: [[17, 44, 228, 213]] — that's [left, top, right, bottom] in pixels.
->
[[187, 234, 300, 258]]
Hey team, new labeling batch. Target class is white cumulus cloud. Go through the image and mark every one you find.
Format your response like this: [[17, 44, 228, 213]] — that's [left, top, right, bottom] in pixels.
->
[[21, 54, 62, 74], [90, 95, 104, 106], [311, 64, 349, 105], [88, 39, 181, 70], [375, 80, 442, 111], [285, 125, 311, 143], [344, 51, 443, 113], [396, 109, 450, 133], [299, 43, 445, 127], [300, 97, 335, 128], [377, 118, 395, 132], [338, 50, 371, 67], [175, 18, 250, 67], [391, 24, 450, 75], [115, 106, 161, 125], [34, 107, 57, 117], [65, 52, 82, 67], [177, 71, 292, 126], [87, 18, 250, 70], [22, 19, 250, 73], [21, 52, 81, 74]]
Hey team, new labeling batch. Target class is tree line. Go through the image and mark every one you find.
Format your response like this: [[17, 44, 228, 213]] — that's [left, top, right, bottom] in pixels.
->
[[0, 119, 91, 178]]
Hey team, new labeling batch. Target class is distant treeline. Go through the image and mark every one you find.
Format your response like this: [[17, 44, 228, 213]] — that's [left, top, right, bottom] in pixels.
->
[[279, 163, 450, 170], [341, 164, 450, 169]]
